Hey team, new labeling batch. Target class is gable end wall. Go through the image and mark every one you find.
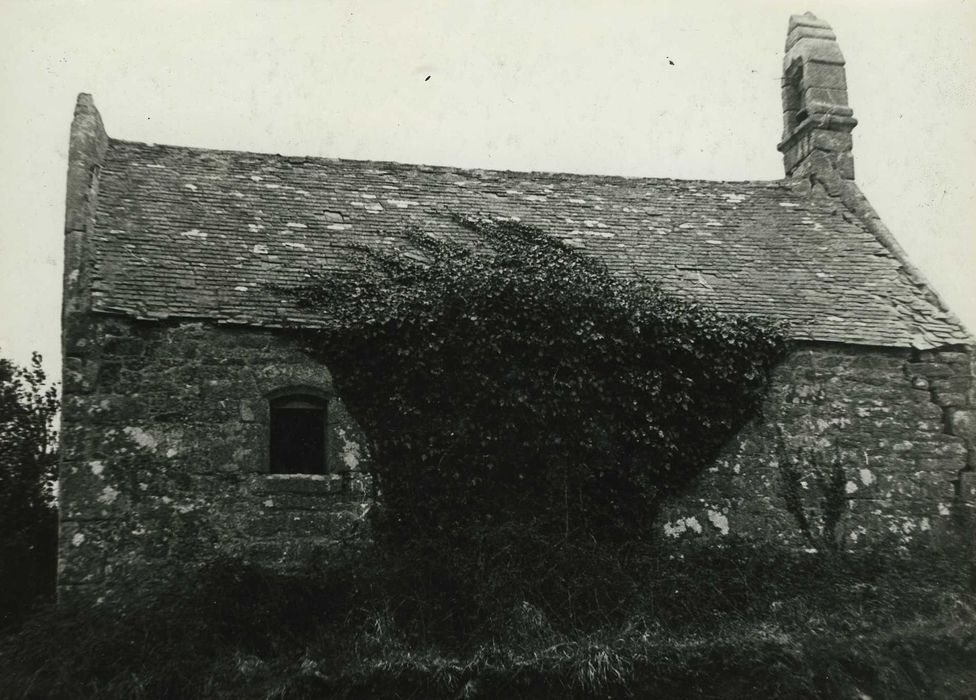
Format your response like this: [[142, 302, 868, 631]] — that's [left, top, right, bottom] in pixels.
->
[[662, 343, 975, 546], [58, 316, 373, 604]]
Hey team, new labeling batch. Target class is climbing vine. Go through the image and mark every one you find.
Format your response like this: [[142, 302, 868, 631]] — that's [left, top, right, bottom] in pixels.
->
[[280, 216, 786, 545]]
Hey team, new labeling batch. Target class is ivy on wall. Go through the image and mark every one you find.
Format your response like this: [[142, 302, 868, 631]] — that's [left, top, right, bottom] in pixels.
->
[[281, 217, 787, 545]]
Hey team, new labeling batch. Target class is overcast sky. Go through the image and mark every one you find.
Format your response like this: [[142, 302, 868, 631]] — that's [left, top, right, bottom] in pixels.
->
[[1, 0, 973, 374]]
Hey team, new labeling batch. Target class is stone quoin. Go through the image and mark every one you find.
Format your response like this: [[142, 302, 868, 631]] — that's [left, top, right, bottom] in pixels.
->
[[58, 13, 974, 604]]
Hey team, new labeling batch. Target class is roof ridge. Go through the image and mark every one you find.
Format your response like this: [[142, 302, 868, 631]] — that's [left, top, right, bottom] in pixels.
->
[[106, 137, 792, 188]]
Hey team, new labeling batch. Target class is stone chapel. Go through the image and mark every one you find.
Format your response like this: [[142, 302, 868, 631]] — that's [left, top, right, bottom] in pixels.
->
[[59, 14, 974, 603]]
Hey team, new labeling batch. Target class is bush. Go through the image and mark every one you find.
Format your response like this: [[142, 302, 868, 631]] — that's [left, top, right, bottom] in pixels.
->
[[280, 217, 785, 548], [0, 352, 59, 629], [2, 542, 970, 699]]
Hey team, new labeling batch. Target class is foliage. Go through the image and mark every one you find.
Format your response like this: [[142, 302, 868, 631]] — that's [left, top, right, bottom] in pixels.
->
[[776, 439, 850, 552], [1, 542, 972, 699], [0, 351, 60, 628], [280, 217, 786, 549], [771, 382, 851, 553]]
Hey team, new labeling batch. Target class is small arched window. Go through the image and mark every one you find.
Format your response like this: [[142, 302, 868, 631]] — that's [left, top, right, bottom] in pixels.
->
[[269, 394, 328, 474]]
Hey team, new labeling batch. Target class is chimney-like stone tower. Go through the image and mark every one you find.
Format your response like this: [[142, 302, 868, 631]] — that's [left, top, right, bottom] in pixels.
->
[[777, 13, 857, 185]]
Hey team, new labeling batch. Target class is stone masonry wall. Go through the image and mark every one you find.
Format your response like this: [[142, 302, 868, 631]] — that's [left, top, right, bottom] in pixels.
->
[[661, 343, 975, 547], [59, 315, 373, 605], [59, 313, 975, 603]]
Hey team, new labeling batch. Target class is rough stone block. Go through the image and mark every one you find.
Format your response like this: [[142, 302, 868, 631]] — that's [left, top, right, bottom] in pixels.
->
[[788, 12, 834, 32], [782, 110, 799, 135], [930, 377, 970, 394], [62, 356, 97, 394], [95, 361, 123, 389], [911, 437, 968, 460], [907, 362, 955, 379], [103, 336, 145, 356], [59, 521, 110, 584], [801, 61, 848, 91], [59, 425, 91, 462], [260, 492, 341, 511], [259, 473, 344, 496], [61, 394, 91, 423], [958, 471, 976, 503], [846, 469, 955, 503], [785, 26, 836, 52], [247, 510, 353, 538], [804, 86, 849, 108], [243, 537, 345, 568], [88, 394, 147, 424], [849, 353, 904, 370], [257, 363, 334, 393], [782, 84, 802, 111], [933, 390, 967, 408], [948, 409, 976, 441], [60, 464, 130, 521], [231, 333, 273, 350], [784, 37, 846, 69], [240, 398, 264, 423], [928, 351, 972, 365]]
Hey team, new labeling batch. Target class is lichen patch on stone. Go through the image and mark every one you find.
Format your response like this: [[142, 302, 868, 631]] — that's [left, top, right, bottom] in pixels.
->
[[123, 426, 159, 451], [337, 427, 362, 470], [663, 516, 703, 538], [98, 485, 120, 505], [706, 509, 730, 535]]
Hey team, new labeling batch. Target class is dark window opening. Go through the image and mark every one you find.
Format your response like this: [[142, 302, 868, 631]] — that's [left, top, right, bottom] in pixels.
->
[[270, 395, 327, 474]]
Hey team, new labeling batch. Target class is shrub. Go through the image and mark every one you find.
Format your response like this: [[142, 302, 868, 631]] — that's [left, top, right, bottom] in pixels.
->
[[2, 542, 971, 700], [280, 217, 786, 550], [0, 352, 59, 628], [776, 437, 850, 552]]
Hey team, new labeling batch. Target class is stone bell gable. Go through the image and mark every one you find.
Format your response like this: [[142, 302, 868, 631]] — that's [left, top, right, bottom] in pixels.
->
[[58, 14, 974, 604], [779, 11, 858, 184]]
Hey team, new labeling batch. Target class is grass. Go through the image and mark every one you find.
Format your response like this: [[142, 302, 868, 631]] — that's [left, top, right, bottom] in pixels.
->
[[1, 540, 974, 699]]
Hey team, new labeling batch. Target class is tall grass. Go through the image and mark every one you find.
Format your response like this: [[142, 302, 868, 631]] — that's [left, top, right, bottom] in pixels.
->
[[1, 540, 973, 699]]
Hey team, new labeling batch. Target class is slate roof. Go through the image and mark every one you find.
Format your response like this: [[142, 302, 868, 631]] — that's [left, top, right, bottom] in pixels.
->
[[90, 138, 970, 349]]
